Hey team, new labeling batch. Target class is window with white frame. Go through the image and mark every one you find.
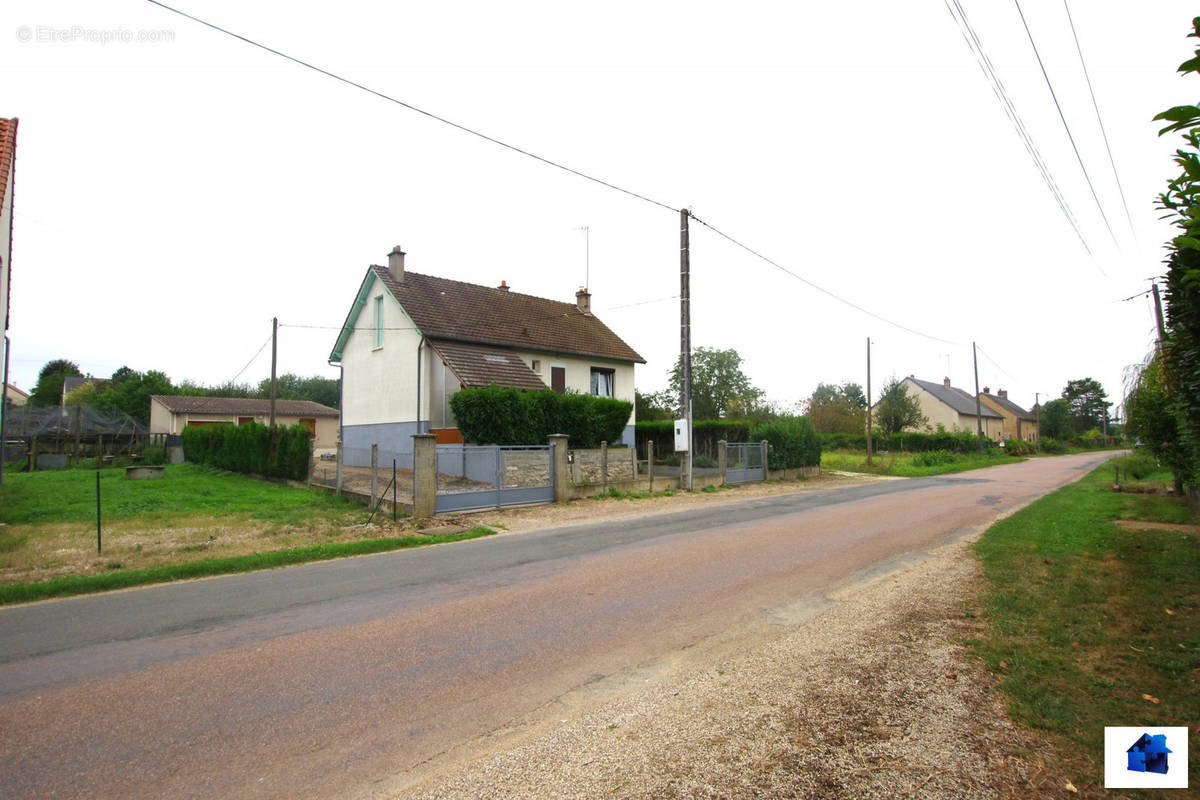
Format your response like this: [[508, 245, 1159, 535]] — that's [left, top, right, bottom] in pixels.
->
[[590, 367, 615, 397]]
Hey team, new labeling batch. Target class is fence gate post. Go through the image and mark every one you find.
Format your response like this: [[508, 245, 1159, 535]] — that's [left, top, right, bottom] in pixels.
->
[[647, 439, 654, 493], [630, 444, 636, 482], [761, 440, 769, 481], [412, 433, 437, 518], [370, 443, 379, 507], [600, 441, 608, 492], [335, 441, 343, 497], [718, 439, 727, 485], [549, 434, 569, 503]]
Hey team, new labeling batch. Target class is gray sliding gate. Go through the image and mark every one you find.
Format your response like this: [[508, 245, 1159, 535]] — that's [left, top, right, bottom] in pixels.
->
[[434, 444, 554, 513], [725, 442, 765, 484]]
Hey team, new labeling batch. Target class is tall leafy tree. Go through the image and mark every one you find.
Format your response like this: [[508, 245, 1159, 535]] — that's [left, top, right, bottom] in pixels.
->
[[93, 368, 174, 425], [1061, 378, 1110, 433], [255, 373, 340, 408], [1154, 17, 1200, 483], [669, 347, 764, 420], [1038, 398, 1072, 440], [806, 382, 867, 434], [1126, 354, 1189, 488], [29, 359, 82, 407], [874, 377, 927, 437]]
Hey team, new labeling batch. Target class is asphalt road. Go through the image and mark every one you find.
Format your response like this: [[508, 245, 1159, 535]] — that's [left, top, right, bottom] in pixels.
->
[[0, 452, 1115, 799]]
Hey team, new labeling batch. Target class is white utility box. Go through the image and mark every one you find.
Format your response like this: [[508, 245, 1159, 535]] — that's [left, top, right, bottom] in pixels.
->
[[674, 418, 690, 452]]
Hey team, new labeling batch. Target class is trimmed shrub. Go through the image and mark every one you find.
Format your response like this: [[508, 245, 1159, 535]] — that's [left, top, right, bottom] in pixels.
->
[[1039, 437, 1068, 454], [182, 422, 312, 480], [751, 416, 821, 469], [912, 449, 958, 467], [449, 387, 632, 448]]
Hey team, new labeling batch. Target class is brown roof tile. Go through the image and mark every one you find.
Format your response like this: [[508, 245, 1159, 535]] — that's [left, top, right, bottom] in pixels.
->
[[428, 339, 548, 390], [151, 396, 338, 417], [373, 267, 645, 363]]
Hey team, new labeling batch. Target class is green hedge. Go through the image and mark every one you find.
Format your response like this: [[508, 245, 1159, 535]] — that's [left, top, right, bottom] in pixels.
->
[[818, 429, 993, 454], [751, 416, 821, 469], [635, 419, 752, 459], [449, 386, 632, 448], [182, 422, 313, 480]]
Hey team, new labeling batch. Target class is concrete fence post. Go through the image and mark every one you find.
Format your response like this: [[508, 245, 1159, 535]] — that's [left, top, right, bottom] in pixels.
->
[[335, 441, 343, 497], [412, 433, 437, 518], [630, 444, 636, 481], [600, 441, 608, 491], [718, 439, 727, 485], [761, 440, 769, 481], [549, 434, 569, 503], [647, 439, 654, 493], [370, 443, 379, 507]]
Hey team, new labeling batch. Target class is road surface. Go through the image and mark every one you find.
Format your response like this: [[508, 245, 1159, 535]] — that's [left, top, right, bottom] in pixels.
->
[[0, 452, 1114, 799]]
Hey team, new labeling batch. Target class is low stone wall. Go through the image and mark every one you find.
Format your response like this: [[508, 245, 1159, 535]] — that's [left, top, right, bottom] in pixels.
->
[[766, 465, 821, 481], [568, 446, 636, 485]]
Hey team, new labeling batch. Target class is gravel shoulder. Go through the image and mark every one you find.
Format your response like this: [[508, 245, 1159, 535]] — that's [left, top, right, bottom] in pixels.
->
[[381, 520, 1071, 799]]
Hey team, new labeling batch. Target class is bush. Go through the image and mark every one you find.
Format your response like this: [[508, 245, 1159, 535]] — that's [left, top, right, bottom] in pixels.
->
[[182, 422, 312, 480], [1122, 451, 1159, 480], [817, 429, 988, 454], [635, 418, 752, 460], [751, 416, 820, 469], [1000, 438, 1035, 456], [450, 386, 632, 448], [141, 445, 167, 466], [1039, 437, 1068, 454], [912, 449, 958, 467]]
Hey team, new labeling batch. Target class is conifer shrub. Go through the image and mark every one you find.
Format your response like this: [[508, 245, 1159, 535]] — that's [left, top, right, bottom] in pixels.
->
[[751, 416, 821, 469], [182, 422, 312, 480]]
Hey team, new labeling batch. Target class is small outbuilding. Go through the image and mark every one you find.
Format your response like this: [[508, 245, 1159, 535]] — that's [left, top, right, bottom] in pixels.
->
[[149, 396, 339, 452]]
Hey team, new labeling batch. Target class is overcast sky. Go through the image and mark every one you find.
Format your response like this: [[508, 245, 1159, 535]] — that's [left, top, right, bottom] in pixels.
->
[[3, 1, 1194, 416]]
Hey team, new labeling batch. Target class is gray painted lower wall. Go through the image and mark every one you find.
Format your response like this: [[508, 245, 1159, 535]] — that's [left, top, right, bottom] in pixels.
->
[[342, 421, 421, 467], [620, 424, 635, 448]]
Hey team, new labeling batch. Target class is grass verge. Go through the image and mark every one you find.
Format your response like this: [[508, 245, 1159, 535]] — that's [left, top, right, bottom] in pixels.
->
[[0, 526, 497, 605], [821, 448, 1024, 477], [971, 455, 1199, 795]]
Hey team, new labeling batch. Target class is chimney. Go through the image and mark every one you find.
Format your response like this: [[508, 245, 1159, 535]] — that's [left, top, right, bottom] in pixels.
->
[[498, 280, 510, 292], [387, 245, 406, 282], [998, 389, 1007, 399], [983, 386, 991, 395], [576, 288, 591, 314], [943, 377, 951, 388]]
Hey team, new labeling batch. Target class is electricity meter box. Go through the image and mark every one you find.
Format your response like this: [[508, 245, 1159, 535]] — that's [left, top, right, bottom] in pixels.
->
[[674, 418, 690, 452]]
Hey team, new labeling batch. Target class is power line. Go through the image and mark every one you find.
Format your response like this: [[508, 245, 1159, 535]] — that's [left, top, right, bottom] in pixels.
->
[[687, 213, 962, 346], [145, 0, 679, 214], [1012, 0, 1122, 255], [1063, 0, 1136, 241], [602, 295, 679, 312], [229, 334, 273, 384], [943, 0, 1094, 260]]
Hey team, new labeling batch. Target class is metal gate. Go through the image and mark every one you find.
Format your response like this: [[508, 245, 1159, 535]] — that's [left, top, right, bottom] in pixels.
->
[[725, 442, 765, 484], [434, 445, 554, 513]]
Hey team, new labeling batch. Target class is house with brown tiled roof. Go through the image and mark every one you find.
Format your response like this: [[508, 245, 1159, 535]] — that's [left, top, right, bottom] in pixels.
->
[[894, 376, 1006, 440], [149, 396, 340, 450], [329, 245, 645, 463], [978, 387, 1038, 443]]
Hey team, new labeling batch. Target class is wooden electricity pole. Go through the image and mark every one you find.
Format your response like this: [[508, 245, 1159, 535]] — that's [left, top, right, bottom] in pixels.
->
[[1152, 281, 1167, 349], [269, 317, 278, 427], [865, 337, 873, 465], [973, 341, 984, 452]]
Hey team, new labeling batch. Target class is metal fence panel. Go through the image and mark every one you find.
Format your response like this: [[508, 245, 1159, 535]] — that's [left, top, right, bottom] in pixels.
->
[[725, 442, 765, 484], [435, 445, 553, 512]]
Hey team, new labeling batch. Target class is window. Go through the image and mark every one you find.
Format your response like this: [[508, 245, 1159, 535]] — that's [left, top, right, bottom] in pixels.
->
[[530, 359, 541, 373], [373, 296, 384, 348], [590, 367, 615, 397]]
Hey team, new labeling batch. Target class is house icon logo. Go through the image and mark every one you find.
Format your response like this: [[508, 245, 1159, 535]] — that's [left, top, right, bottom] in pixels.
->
[[1127, 732, 1172, 775]]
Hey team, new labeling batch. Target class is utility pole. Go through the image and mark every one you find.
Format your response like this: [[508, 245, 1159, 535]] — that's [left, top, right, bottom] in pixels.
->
[[679, 209, 693, 492], [972, 341, 984, 452], [865, 336, 873, 465], [1152, 281, 1167, 349], [269, 317, 278, 427]]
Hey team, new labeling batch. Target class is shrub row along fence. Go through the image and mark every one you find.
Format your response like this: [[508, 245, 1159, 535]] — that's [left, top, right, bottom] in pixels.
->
[[636, 416, 821, 469], [450, 387, 633, 448], [182, 422, 312, 481]]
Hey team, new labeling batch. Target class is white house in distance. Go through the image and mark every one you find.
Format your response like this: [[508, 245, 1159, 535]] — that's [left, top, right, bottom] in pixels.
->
[[329, 245, 644, 465], [149, 396, 340, 451], [895, 376, 1005, 439]]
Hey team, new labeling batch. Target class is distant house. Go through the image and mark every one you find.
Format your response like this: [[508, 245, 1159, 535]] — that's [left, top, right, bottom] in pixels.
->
[[329, 245, 644, 465], [979, 387, 1038, 443], [897, 376, 1005, 439], [4, 383, 27, 407], [149, 396, 339, 451], [62, 375, 111, 406]]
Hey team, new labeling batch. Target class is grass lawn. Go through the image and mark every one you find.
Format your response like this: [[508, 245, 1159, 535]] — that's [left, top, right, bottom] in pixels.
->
[[821, 447, 1025, 477], [971, 454, 1199, 795], [0, 463, 494, 603]]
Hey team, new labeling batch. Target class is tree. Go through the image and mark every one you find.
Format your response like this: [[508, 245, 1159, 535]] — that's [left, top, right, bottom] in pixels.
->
[[255, 374, 340, 408], [1125, 354, 1189, 488], [669, 347, 764, 420], [874, 377, 927, 437], [635, 389, 675, 421], [29, 359, 82, 407], [1061, 378, 1110, 434], [805, 382, 866, 434], [1153, 18, 1200, 483], [92, 368, 174, 425], [1039, 398, 1072, 440]]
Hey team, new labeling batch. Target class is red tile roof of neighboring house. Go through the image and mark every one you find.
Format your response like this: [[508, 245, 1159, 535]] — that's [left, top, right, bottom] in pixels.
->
[[365, 267, 645, 364], [151, 396, 338, 417], [428, 339, 548, 390], [1, 117, 17, 332]]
